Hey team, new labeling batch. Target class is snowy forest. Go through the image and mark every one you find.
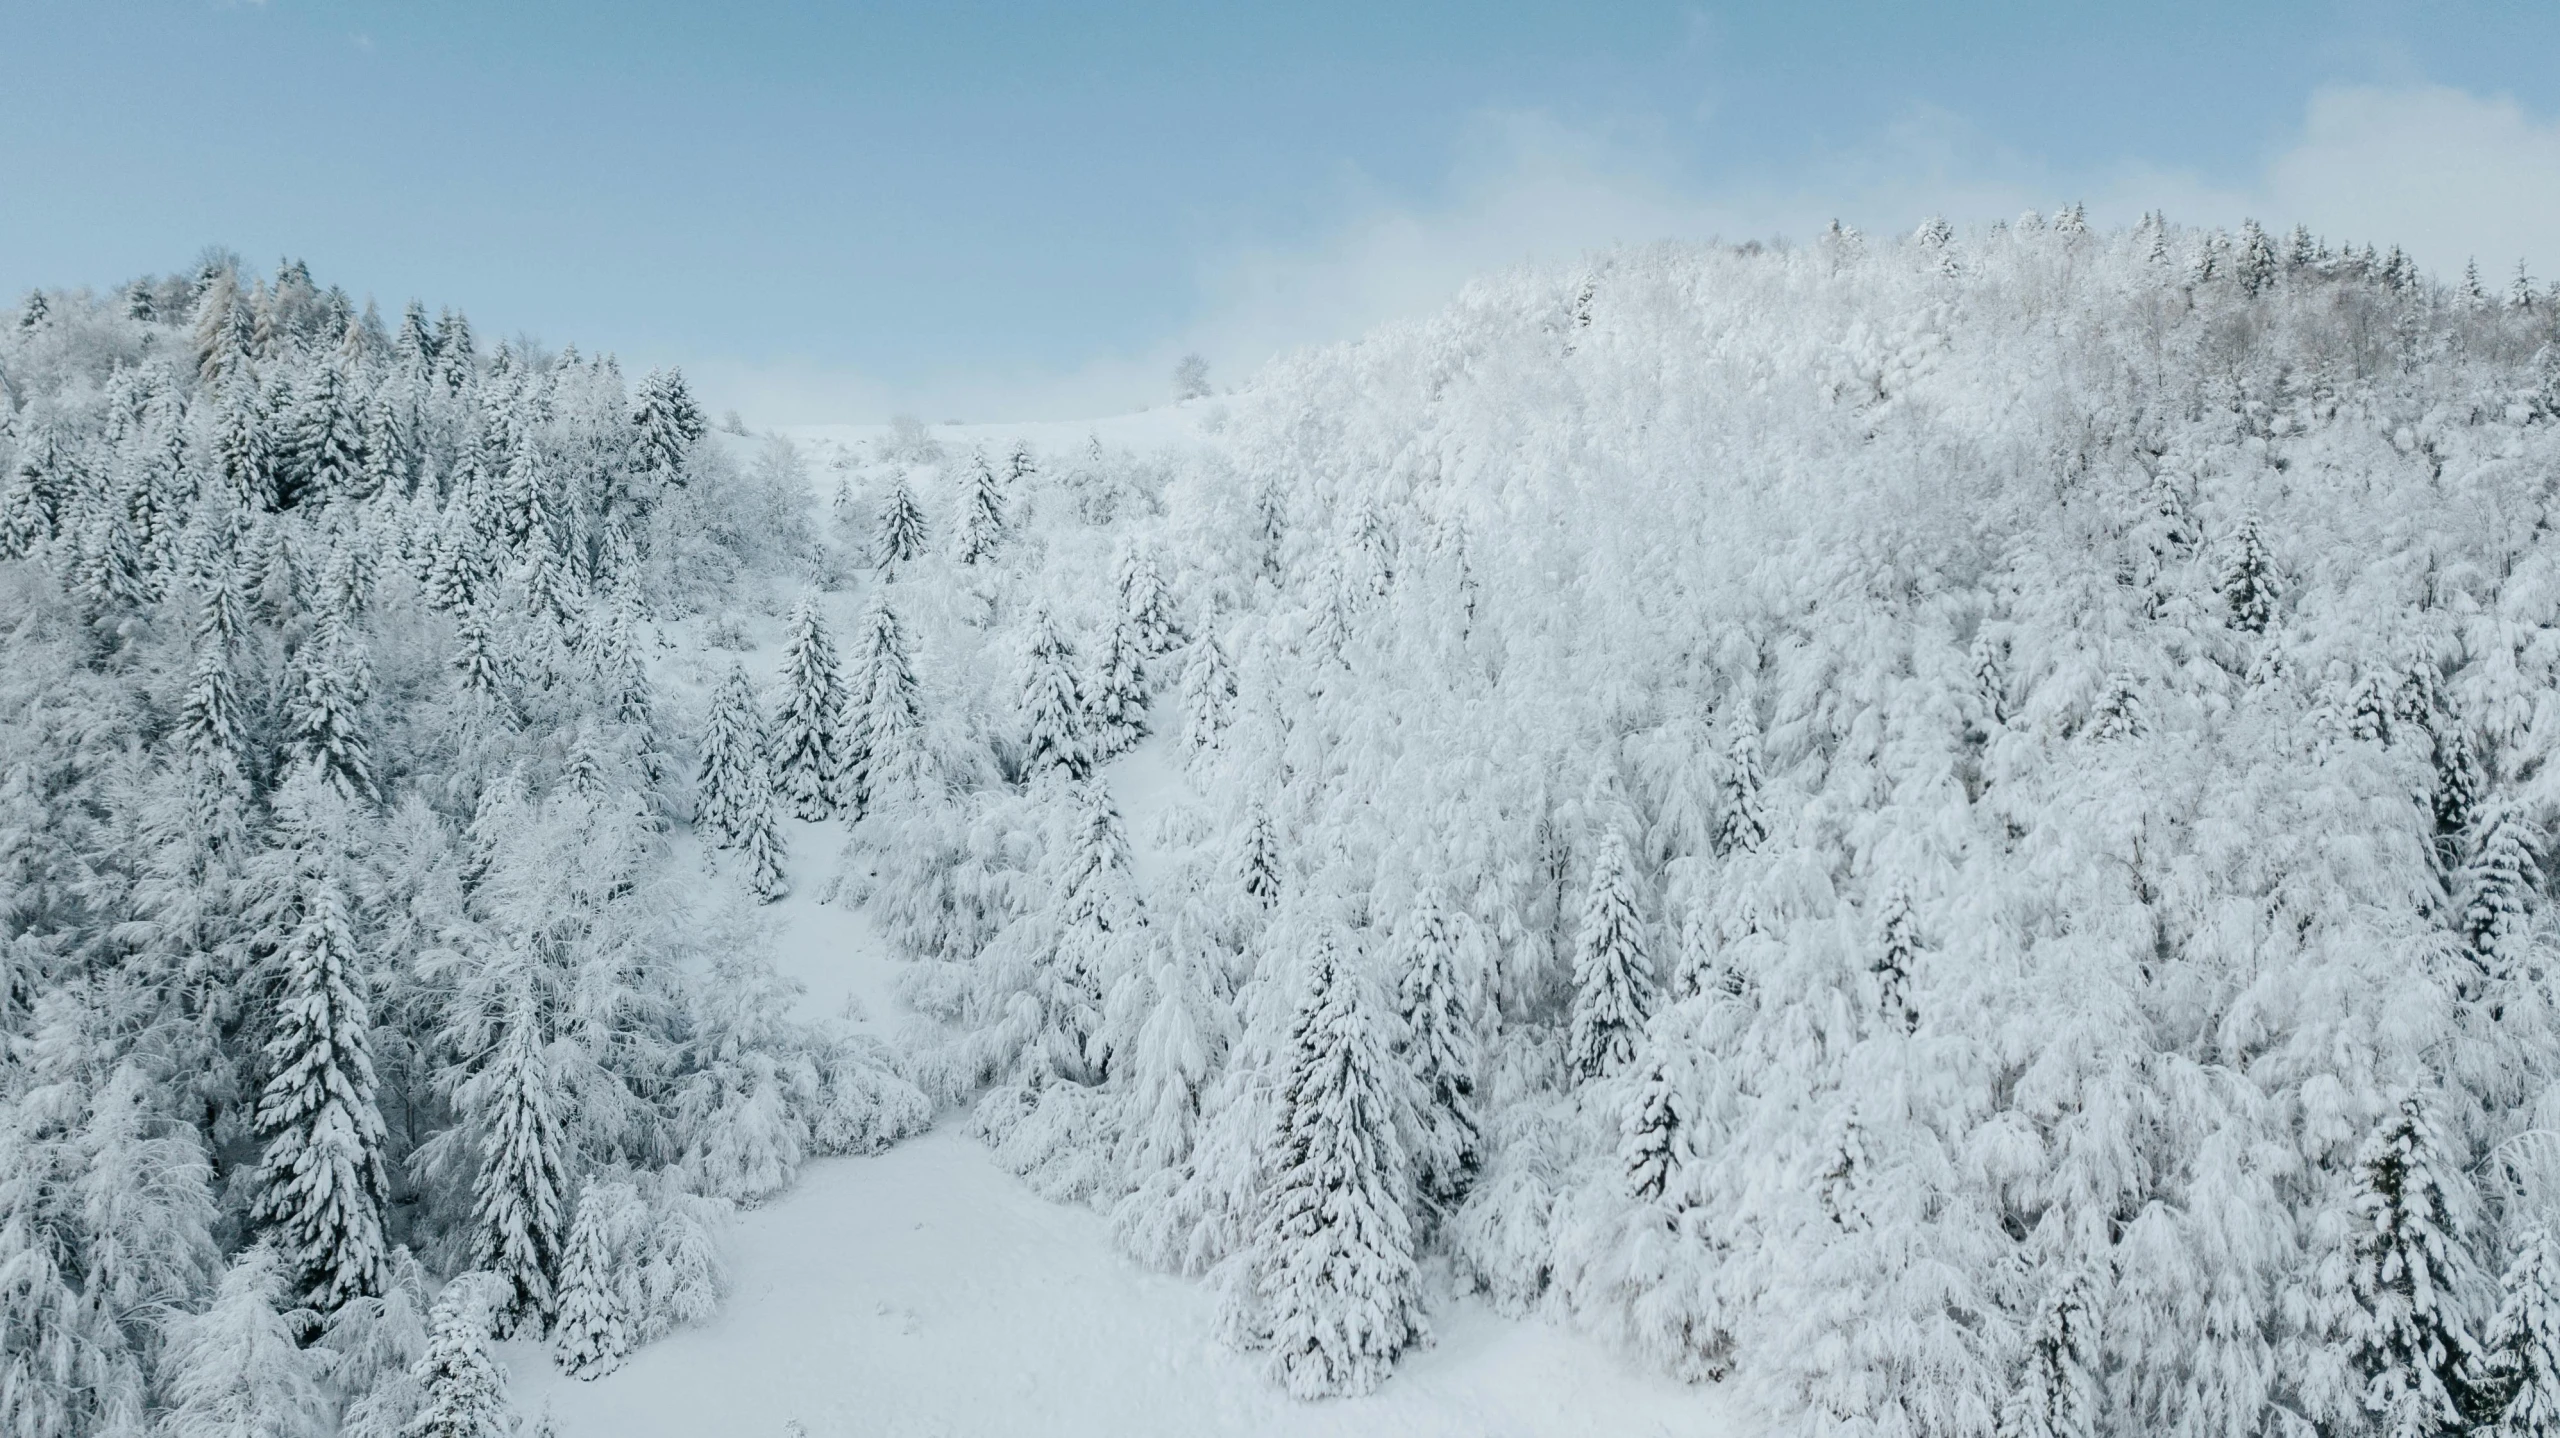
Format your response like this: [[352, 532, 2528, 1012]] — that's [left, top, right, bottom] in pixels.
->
[[12, 213, 2560, 1438]]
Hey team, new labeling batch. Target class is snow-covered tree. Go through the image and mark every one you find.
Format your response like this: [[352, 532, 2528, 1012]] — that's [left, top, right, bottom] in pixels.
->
[[842, 597, 926, 819], [770, 598, 846, 820], [1089, 614, 1150, 762], [1568, 832, 1657, 1079], [697, 662, 768, 846], [874, 478, 927, 568], [403, 1276, 517, 1438], [1178, 631, 1237, 759], [2223, 514, 2278, 634], [550, 1181, 631, 1380], [1874, 883, 1919, 1034], [1715, 722, 1768, 857], [2481, 1224, 2560, 1438], [251, 870, 391, 1310], [1391, 887, 1481, 1215], [1236, 931, 1426, 1397], [1019, 606, 1091, 783], [156, 1245, 331, 1438], [2348, 1095, 2481, 1438], [462, 978, 570, 1336], [956, 449, 1005, 565]]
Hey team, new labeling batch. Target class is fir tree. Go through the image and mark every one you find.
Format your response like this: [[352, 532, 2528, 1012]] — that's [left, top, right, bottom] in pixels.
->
[[403, 1277, 516, 1438], [1715, 721, 1769, 857], [2461, 801, 2541, 998], [2480, 1224, 2560, 1438], [740, 766, 789, 904], [465, 979, 569, 1337], [1116, 545, 1183, 658], [2223, 515, 2278, 634], [842, 597, 925, 819], [1621, 1037, 1685, 1204], [1568, 831, 1657, 1078], [251, 871, 392, 1310], [956, 449, 1005, 565], [1875, 883, 1920, 1034], [1089, 614, 1150, 763], [770, 598, 846, 821], [2238, 219, 2278, 296], [157, 1245, 331, 1438], [1391, 887, 1482, 1215], [696, 662, 768, 846], [1019, 606, 1091, 783], [287, 624, 376, 801], [2349, 1094, 2481, 1438], [1243, 933, 1427, 1397], [874, 479, 927, 569], [1178, 631, 1237, 759], [629, 368, 704, 489], [451, 602, 507, 706], [1238, 803, 1283, 911], [2007, 1266, 2103, 1438], [550, 1182, 631, 1380]]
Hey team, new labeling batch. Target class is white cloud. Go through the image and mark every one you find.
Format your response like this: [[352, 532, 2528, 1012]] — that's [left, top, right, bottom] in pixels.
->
[[712, 83, 2560, 427]]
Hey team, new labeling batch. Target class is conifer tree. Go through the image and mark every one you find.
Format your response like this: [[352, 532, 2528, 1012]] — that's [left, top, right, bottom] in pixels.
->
[[550, 1182, 631, 1380], [842, 597, 924, 819], [1875, 883, 1920, 1034], [629, 368, 704, 489], [1089, 614, 1150, 762], [2461, 801, 2542, 997], [874, 479, 927, 569], [2480, 1224, 2560, 1438], [1037, 779, 1143, 1082], [175, 628, 243, 772], [466, 979, 569, 1336], [696, 663, 767, 846], [1238, 803, 1283, 911], [740, 766, 789, 904], [2238, 219, 2277, 296], [770, 598, 846, 820], [1392, 887, 1481, 1214], [1116, 546, 1183, 659], [157, 1245, 331, 1438], [404, 1277, 516, 1438], [1243, 933, 1426, 1397], [1716, 721, 1769, 857], [287, 624, 376, 801], [2349, 1095, 2481, 1438], [1621, 1038, 1685, 1204], [1569, 831, 1657, 1078], [1178, 631, 1237, 759], [1019, 607, 1091, 783], [251, 871, 391, 1310], [2008, 1266, 2102, 1438], [2223, 515, 2277, 634], [451, 602, 507, 706], [956, 450, 1005, 565]]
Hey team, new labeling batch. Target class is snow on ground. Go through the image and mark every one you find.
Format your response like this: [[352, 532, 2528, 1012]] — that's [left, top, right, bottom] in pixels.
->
[[495, 413, 1749, 1436]]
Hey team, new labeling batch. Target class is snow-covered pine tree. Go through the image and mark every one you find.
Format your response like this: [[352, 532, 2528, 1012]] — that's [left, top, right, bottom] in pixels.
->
[[1621, 1036, 1686, 1204], [1178, 630, 1237, 760], [1116, 545, 1183, 659], [1019, 606, 1091, 783], [2349, 1094, 2482, 1438], [1568, 831, 1657, 1079], [1875, 883, 1919, 1034], [1715, 721, 1769, 857], [629, 367, 703, 492], [251, 870, 391, 1310], [2461, 801, 2543, 999], [696, 662, 767, 846], [156, 1245, 331, 1438], [1240, 930, 1426, 1397], [841, 597, 925, 819], [2223, 515, 2277, 634], [1035, 779, 1143, 1082], [464, 977, 570, 1337], [770, 598, 846, 821], [287, 622, 376, 801], [955, 449, 1005, 565], [1238, 803, 1283, 911], [1089, 614, 1150, 763], [2480, 1223, 2560, 1438], [1391, 887, 1481, 1216], [2007, 1265, 2102, 1438], [1119, 930, 1225, 1175], [550, 1181, 631, 1380], [404, 1276, 516, 1438], [451, 601, 508, 707], [740, 765, 790, 903], [874, 478, 927, 569]]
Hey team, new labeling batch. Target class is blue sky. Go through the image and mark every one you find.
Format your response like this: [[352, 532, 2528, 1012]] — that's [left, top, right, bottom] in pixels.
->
[[6, 2, 2560, 420]]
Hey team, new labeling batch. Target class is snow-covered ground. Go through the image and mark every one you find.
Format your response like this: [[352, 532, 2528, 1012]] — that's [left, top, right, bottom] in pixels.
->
[[500, 660, 1745, 1436]]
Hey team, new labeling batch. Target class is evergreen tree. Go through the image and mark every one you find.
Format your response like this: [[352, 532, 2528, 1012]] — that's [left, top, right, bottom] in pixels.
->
[[874, 479, 927, 569], [2461, 801, 2542, 996], [1391, 887, 1481, 1215], [740, 766, 789, 904], [2007, 1266, 2103, 1438], [2480, 1224, 2560, 1438], [1238, 803, 1283, 911], [2223, 515, 2278, 634], [2238, 220, 2278, 296], [1568, 831, 1657, 1078], [287, 623, 377, 801], [1036, 779, 1142, 1082], [1875, 883, 1920, 1034], [770, 598, 846, 821], [550, 1181, 631, 1380], [1715, 721, 1769, 857], [451, 602, 507, 705], [1178, 631, 1237, 759], [1242, 933, 1426, 1397], [956, 450, 1005, 565], [696, 662, 767, 846], [281, 359, 367, 508], [1621, 1037, 1686, 1204], [629, 367, 703, 489], [1019, 607, 1091, 783], [1089, 614, 1150, 762], [2349, 1095, 2481, 1438], [156, 1245, 331, 1438], [1116, 546, 1183, 659], [842, 597, 925, 819], [251, 871, 392, 1310], [403, 1277, 516, 1438], [465, 978, 569, 1336]]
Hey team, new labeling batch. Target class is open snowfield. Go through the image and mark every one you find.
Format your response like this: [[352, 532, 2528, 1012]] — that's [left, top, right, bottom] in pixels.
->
[[500, 795, 1745, 1438]]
